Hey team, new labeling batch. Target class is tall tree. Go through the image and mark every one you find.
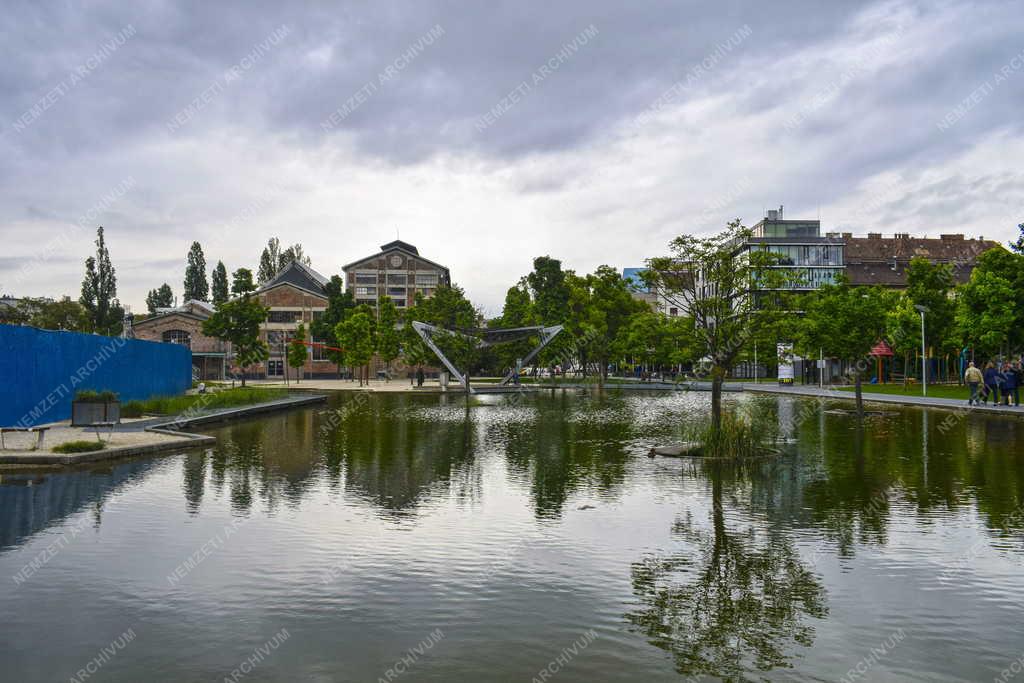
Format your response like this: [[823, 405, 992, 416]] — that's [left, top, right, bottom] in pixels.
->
[[312, 275, 356, 377], [584, 265, 648, 384], [183, 241, 209, 301], [211, 261, 229, 305], [257, 237, 281, 284], [288, 322, 308, 383], [336, 312, 374, 386], [376, 296, 401, 380], [146, 283, 174, 313], [956, 269, 1016, 358], [1010, 223, 1024, 254], [231, 268, 256, 295], [798, 280, 891, 417], [279, 243, 312, 269], [17, 297, 91, 331], [905, 257, 955, 352], [410, 284, 481, 390], [201, 293, 269, 386], [80, 226, 124, 335], [646, 220, 795, 432]]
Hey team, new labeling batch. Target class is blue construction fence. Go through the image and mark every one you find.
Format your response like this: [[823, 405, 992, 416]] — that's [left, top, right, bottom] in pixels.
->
[[0, 325, 191, 427]]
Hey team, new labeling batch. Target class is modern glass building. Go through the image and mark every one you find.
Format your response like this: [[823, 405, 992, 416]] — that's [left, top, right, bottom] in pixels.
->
[[739, 207, 844, 290]]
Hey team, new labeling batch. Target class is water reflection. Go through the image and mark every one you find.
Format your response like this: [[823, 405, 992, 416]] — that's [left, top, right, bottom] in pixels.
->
[[628, 460, 829, 679]]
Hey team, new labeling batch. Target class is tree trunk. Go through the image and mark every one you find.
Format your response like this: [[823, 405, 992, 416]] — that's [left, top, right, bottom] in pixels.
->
[[854, 369, 864, 419], [710, 367, 723, 435]]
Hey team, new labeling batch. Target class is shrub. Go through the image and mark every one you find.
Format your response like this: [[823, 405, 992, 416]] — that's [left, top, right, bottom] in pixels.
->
[[74, 389, 119, 402], [683, 409, 779, 459], [121, 401, 146, 418], [52, 440, 106, 454]]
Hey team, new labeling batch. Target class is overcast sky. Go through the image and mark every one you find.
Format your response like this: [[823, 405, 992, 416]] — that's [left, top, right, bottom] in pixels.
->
[[1, 0, 1022, 315]]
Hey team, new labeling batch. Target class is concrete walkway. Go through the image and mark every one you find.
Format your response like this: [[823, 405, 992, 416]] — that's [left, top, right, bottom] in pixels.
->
[[743, 383, 1024, 416]]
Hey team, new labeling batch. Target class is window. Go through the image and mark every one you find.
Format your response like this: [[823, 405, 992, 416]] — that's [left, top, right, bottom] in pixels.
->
[[388, 287, 406, 297], [312, 311, 324, 321], [268, 310, 300, 323], [669, 307, 678, 317], [415, 273, 437, 286], [387, 273, 407, 285], [355, 273, 377, 285], [355, 286, 376, 296], [393, 298, 406, 308], [312, 337, 329, 361], [162, 329, 191, 347], [356, 299, 376, 307]]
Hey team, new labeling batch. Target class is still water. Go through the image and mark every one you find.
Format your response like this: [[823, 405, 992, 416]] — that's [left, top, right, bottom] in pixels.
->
[[2, 390, 1023, 682]]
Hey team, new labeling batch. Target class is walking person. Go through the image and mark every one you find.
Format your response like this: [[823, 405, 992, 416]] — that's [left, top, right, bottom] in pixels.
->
[[1003, 361, 1020, 407], [983, 361, 1000, 405], [964, 361, 983, 406]]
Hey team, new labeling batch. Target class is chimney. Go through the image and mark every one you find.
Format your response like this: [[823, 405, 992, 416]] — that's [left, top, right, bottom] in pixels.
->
[[940, 234, 964, 241], [868, 233, 882, 239], [841, 232, 852, 239]]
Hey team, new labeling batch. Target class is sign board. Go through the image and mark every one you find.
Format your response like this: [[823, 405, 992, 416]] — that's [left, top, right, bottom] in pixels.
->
[[778, 343, 795, 385], [816, 359, 826, 369]]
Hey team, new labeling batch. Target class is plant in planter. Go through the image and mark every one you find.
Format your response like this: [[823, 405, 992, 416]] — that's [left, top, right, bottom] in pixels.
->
[[71, 389, 121, 426]]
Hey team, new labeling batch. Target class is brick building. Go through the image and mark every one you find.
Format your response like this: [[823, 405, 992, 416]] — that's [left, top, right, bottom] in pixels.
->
[[132, 300, 226, 380], [342, 240, 450, 310], [255, 260, 337, 380], [840, 233, 1000, 287]]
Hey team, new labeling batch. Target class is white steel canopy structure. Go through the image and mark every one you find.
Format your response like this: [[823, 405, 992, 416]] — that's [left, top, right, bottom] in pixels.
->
[[411, 322, 564, 392]]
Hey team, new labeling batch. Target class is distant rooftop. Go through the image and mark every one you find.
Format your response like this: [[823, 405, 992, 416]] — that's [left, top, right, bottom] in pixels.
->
[[379, 239, 419, 255]]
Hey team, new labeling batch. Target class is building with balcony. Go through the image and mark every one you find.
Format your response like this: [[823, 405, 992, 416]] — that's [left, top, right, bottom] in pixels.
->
[[132, 299, 227, 380], [342, 240, 451, 309]]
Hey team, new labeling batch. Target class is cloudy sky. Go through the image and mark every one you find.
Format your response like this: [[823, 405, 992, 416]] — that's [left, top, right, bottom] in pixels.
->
[[1, 0, 1022, 315]]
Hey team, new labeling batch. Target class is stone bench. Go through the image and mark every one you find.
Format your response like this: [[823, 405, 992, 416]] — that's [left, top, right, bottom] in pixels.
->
[[0, 426, 51, 450]]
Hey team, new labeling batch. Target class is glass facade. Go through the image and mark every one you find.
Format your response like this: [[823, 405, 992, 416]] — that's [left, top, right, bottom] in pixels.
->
[[747, 245, 843, 266]]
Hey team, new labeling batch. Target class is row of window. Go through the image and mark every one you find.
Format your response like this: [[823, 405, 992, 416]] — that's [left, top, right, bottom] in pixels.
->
[[353, 273, 439, 286], [747, 244, 844, 266]]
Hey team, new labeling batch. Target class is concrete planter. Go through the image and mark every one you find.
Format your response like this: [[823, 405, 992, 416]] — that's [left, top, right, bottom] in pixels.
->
[[71, 401, 120, 426]]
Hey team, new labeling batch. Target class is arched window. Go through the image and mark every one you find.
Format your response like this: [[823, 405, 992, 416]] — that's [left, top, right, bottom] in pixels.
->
[[162, 329, 191, 348]]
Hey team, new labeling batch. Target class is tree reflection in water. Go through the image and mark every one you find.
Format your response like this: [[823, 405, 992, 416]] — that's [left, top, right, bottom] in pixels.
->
[[627, 460, 828, 680]]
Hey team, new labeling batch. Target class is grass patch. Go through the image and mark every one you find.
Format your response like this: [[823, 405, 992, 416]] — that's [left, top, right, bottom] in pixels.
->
[[837, 383, 969, 401], [129, 387, 289, 417], [682, 408, 780, 459], [52, 440, 106, 454]]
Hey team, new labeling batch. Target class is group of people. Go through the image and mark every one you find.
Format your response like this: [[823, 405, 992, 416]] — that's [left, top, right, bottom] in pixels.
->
[[964, 360, 1024, 406]]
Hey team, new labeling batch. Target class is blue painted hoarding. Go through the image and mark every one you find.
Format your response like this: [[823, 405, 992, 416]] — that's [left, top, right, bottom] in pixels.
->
[[0, 325, 191, 427]]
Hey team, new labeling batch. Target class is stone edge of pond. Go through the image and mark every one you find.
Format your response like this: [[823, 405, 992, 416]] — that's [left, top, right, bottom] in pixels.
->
[[0, 394, 328, 467]]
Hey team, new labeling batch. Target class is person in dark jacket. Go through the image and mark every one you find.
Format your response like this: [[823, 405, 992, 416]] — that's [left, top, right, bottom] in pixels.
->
[[983, 361, 1000, 405], [1003, 361, 1020, 407]]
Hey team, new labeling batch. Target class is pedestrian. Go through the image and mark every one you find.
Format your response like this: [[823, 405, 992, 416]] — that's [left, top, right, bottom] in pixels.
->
[[964, 361, 983, 406], [983, 361, 1000, 405], [1003, 361, 1019, 406], [415, 367, 424, 387]]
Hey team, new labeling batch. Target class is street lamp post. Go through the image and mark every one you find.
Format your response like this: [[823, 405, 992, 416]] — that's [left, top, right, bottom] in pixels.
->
[[914, 304, 929, 397]]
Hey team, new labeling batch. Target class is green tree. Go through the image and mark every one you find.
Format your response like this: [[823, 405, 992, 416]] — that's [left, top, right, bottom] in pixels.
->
[[257, 238, 281, 284], [798, 280, 891, 417], [202, 294, 269, 386], [288, 322, 308, 383], [183, 241, 209, 301], [311, 275, 355, 377], [80, 226, 125, 335], [21, 297, 91, 331], [646, 220, 795, 431], [886, 293, 921, 385], [145, 283, 174, 313], [584, 265, 648, 383], [958, 247, 1024, 352], [905, 257, 955, 352], [336, 312, 374, 386], [211, 261, 229, 305], [231, 268, 256, 295], [279, 243, 311, 269], [411, 284, 481, 390], [1010, 223, 1024, 254], [956, 269, 1016, 357], [492, 280, 536, 374], [376, 296, 401, 380]]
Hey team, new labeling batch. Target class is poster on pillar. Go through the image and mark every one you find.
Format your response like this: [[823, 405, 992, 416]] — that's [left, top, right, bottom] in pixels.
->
[[778, 343, 795, 385]]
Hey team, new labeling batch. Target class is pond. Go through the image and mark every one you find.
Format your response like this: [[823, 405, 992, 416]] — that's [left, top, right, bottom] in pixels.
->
[[2, 389, 1023, 682]]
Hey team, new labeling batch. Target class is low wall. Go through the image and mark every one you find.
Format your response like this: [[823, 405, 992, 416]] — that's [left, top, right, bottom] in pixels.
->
[[0, 325, 192, 427]]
